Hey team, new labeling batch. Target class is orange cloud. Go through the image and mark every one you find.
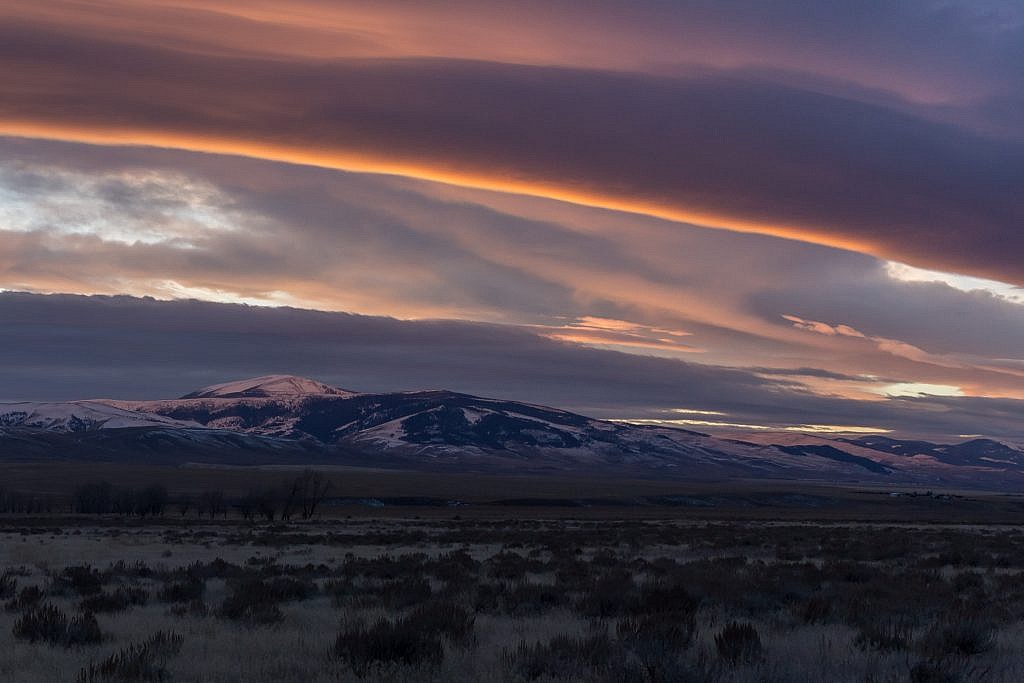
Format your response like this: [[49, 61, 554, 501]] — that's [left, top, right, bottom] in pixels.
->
[[0, 16, 1021, 286]]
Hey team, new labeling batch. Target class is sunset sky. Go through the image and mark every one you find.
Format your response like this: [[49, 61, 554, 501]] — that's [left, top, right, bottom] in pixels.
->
[[2, 1, 1023, 440]]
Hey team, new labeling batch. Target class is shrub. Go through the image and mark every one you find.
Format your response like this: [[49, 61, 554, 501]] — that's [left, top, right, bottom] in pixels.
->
[[618, 612, 695, 652], [81, 587, 149, 613], [5, 585, 44, 612], [714, 621, 762, 665], [618, 581, 698, 653], [262, 576, 317, 601], [575, 570, 635, 617], [217, 577, 314, 624], [157, 578, 204, 603], [219, 597, 283, 625], [334, 617, 444, 676], [486, 551, 544, 580], [168, 599, 208, 618], [799, 596, 832, 623], [855, 617, 914, 652], [502, 633, 616, 681], [13, 604, 68, 644], [921, 618, 996, 657], [632, 582, 698, 617], [379, 577, 432, 609], [66, 611, 103, 646], [430, 550, 480, 585], [407, 600, 475, 643], [0, 570, 16, 599], [13, 603, 102, 647], [324, 578, 357, 607], [107, 561, 153, 581], [77, 630, 184, 682], [505, 581, 565, 615], [52, 565, 104, 596], [952, 572, 985, 595], [910, 660, 960, 683]]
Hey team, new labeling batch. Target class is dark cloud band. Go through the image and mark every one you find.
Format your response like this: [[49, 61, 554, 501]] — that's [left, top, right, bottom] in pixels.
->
[[3, 292, 1024, 441]]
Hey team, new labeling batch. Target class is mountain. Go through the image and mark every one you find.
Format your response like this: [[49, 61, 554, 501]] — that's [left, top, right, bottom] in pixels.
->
[[839, 435, 1024, 469], [111, 381, 846, 477], [3, 375, 1024, 487], [0, 401, 197, 432], [0, 425, 320, 464], [180, 374, 354, 399]]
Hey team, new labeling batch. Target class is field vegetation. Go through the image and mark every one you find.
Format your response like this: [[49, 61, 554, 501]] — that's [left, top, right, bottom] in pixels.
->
[[2, 494, 1024, 681]]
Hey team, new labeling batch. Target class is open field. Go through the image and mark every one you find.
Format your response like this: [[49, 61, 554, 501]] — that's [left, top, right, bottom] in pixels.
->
[[2, 493, 1024, 681], [4, 462, 1024, 522]]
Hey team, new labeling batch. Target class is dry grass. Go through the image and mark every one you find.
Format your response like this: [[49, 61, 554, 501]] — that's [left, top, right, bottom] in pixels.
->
[[2, 517, 1024, 681]]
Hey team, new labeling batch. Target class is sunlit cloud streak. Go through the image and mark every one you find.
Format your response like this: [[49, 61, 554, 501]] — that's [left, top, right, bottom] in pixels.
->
[[0, 7, 1022, 283]]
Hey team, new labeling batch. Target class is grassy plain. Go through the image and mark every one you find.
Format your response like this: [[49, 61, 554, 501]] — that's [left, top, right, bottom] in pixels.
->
[[1, 464, 1024, 681]]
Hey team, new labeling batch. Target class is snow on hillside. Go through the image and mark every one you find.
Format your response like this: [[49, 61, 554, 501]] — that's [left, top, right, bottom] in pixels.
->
[[181, 374, 355, 399], [0, 401, 198, 432]]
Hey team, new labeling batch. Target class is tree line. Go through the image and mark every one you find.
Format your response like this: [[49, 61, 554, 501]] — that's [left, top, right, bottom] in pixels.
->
[[69, 469, 332, 520], [0, 489, 58, 514]]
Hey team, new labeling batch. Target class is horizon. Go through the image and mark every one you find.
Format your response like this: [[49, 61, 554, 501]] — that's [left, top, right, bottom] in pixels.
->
[[0, 363, 1013, 447]]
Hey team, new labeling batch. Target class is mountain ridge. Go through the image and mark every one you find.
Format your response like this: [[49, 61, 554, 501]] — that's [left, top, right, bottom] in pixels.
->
[[2, 375, 1023, 488], [180, 374, 355, 399]]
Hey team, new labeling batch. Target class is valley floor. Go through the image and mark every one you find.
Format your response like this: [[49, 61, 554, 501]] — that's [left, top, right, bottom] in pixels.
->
[[1, 513, 1024, 682]]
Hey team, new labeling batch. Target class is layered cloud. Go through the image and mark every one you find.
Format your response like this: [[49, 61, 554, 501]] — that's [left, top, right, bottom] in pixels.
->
[[3, 137, 1024, 410], [1, 2, 1022, 283], [4, 291, 1024, 441]]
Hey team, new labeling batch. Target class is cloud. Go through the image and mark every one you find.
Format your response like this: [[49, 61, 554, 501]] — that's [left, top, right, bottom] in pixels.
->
[[782, 313, 969, 373], [0, 15, 1022, 284], [3, 136, 1024, 404], [3, 292, 1024, 441], [763, 279, 1024, 361], [782, 315, 866, 338], [746, 367, 900, 384], [6, 1, 1023, 111]]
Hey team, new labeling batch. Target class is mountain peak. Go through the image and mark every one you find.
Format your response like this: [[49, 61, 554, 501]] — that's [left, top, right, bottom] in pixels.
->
[[181, 375, 353, 399]]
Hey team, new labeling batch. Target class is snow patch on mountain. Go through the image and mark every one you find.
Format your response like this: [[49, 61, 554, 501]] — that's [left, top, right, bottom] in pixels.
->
[[0, 401, 198, 432], [181, 374, 354, 399]]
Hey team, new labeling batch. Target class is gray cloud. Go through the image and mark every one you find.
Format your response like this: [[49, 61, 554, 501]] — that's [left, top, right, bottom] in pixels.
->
[[745, 367, 904, 383], [3, 292, 1024, 441], [3, 136, 1024, 402], [752, 273, 1024, 359]]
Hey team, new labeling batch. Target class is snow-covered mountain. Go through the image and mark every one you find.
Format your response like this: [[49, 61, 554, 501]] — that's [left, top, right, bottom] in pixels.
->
[[4, 375, 1024, 487], [0, 396, 323, 464], [180, 374, 354, 399], [108, 379, 848, 477], [0, 401, 197, 432]]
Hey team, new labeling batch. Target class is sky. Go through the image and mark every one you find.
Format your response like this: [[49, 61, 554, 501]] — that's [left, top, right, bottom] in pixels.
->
[[1, 1, 1023, 440]]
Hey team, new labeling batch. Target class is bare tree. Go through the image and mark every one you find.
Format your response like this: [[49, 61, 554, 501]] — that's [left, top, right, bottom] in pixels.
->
[[281, 470, 332, 520], [137, 484, 168, 517], [236, 492, 256, 521], [200, 490, 226, 519], [72, 481, 113, 514], [256, 490, 278, 522], [281, 479, 300, 521], [301, 470, 331, 520]]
